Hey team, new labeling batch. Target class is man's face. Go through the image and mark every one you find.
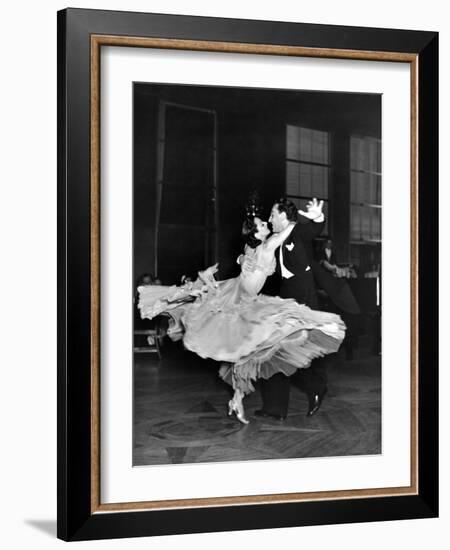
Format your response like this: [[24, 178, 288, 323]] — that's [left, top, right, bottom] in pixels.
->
[[269, 204, 286, 233]]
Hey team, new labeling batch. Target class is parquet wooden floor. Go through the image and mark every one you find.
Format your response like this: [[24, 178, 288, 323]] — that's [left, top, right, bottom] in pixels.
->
[[133, 340, 381, 466]]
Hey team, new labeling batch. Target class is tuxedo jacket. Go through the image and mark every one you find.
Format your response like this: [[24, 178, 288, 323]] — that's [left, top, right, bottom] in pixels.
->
[[275, 219, 324, 308], [275, 220, 360, 314]]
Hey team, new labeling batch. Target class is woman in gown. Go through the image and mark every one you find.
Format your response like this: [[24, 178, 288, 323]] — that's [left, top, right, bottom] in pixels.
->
[[138, 216, 345, 424]]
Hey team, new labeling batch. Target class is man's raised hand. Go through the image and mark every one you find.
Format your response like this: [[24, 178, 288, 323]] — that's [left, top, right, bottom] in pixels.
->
[[298, 198, 324, 220]]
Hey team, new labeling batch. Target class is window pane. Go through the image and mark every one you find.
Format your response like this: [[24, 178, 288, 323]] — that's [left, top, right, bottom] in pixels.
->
[[311, 165, 328, 198], [287, 161, 329, 199], [286, 125, 301, 161], [286, 125, 330, 234], [351, 171, 366, 203], [372, 208, 381, 240], [351, 171, 381, 205], [311, 129, 328, 164], [351, 136, 365, 171], [287, 126, 328, 164], [351, 171, 358, 203], [368, 174, 380, 204], [361, 206, 372, 240], [322, 131, 329, 163], [299, 163, 312, 197], [351, 135, 381, 174], [350, 204, 361, 241], [300, 127, 312, 161], [350, 137, 357, 170], [349, 135, 382, 244], [363, 173, 372, 203], [356, 171, 364, 203], [376, 175, 382, 204], [286, 161, 301, 196], [368, 138, 378, 173], [377, 140, 382, 173], [351, 173, 382, 206]]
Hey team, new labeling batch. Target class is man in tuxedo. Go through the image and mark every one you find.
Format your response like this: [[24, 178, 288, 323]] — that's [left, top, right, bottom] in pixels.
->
[[254, 197, 329, 420]]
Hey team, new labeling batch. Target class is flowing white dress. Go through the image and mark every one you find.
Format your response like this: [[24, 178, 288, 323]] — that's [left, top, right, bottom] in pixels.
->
[[138, 247, 345, 394]]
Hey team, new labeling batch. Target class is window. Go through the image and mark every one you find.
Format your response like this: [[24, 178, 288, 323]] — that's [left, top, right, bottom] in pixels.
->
[[350, 135, 381, 273], [350, 136, 381, 242], [286, 125, 330, 234]]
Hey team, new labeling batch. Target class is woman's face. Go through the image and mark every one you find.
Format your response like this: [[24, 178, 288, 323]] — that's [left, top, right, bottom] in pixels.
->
[[254, 217, 270, 241]]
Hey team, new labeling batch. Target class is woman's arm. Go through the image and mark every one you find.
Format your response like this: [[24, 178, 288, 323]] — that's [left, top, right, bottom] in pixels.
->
[[239, 245, 258, 274], [237, 245, 250, 267], [197, 263, 219, 288], [264, 222, 296, 252]]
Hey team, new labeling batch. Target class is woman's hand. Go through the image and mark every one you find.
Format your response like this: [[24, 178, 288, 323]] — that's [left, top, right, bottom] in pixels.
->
[[198, 263, 219, 288], [241, 255, 256, 274], [203, 263, 219, 278]]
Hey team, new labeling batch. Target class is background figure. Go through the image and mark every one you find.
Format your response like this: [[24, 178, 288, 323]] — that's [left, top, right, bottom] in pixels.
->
[[134, 273, 155, 346], [135, 273, 154, 294], [317, 238, 357, 279], [134, 273, 168, 347], [318, 238, 338, 274], [134, 273, 154, 309], [315, 239, 361, 360], [256, 198, 329, 420]]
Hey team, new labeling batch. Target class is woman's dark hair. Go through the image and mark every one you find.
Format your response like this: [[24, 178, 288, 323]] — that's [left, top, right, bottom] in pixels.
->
[[242, 217, 262, 249], [275, 198, 298, 222]]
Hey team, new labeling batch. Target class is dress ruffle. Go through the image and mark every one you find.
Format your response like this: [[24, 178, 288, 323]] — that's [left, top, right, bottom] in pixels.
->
[[138, 272, 345, 395]]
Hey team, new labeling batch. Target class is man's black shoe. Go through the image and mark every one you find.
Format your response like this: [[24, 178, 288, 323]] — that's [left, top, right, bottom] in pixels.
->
[[306, 388, 327, 417], [254, 409, 286, 421]]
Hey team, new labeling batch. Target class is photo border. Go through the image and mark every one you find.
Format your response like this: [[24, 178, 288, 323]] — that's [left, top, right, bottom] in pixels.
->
[[57, 8, 438, 541]]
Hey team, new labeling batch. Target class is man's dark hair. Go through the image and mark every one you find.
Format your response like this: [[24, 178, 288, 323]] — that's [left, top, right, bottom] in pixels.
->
[[274, 198, 298, 222], [242, 217, 262, 249]]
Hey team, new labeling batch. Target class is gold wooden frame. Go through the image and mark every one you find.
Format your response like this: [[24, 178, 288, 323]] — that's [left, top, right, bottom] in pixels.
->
[[89, 35, 419, 514]]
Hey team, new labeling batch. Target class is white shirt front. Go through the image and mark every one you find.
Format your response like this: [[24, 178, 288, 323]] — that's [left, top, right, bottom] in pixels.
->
[[278, 217, 323, 279], [279, 245, 294, 279]]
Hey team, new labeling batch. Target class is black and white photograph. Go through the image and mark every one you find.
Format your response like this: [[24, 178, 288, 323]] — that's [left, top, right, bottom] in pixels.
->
[[132, 82, 382, 467]]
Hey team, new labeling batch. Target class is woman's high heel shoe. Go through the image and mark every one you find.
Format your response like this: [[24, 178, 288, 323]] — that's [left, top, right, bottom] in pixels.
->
[[228, 398, 249, 425]]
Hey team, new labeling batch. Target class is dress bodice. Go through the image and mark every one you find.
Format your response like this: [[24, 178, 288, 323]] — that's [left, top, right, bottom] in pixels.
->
[[239, 246, 276, 296]]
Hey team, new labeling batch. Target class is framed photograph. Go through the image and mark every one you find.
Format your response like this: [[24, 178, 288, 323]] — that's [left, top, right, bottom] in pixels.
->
[[57, 8, 438, 541]]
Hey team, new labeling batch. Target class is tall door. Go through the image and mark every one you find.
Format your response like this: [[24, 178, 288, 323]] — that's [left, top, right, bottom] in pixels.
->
[[154, 101, 218, 284]]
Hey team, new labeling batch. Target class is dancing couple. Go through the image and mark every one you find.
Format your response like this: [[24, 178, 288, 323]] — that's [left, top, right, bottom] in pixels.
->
[[138, 197, 345, 424]]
